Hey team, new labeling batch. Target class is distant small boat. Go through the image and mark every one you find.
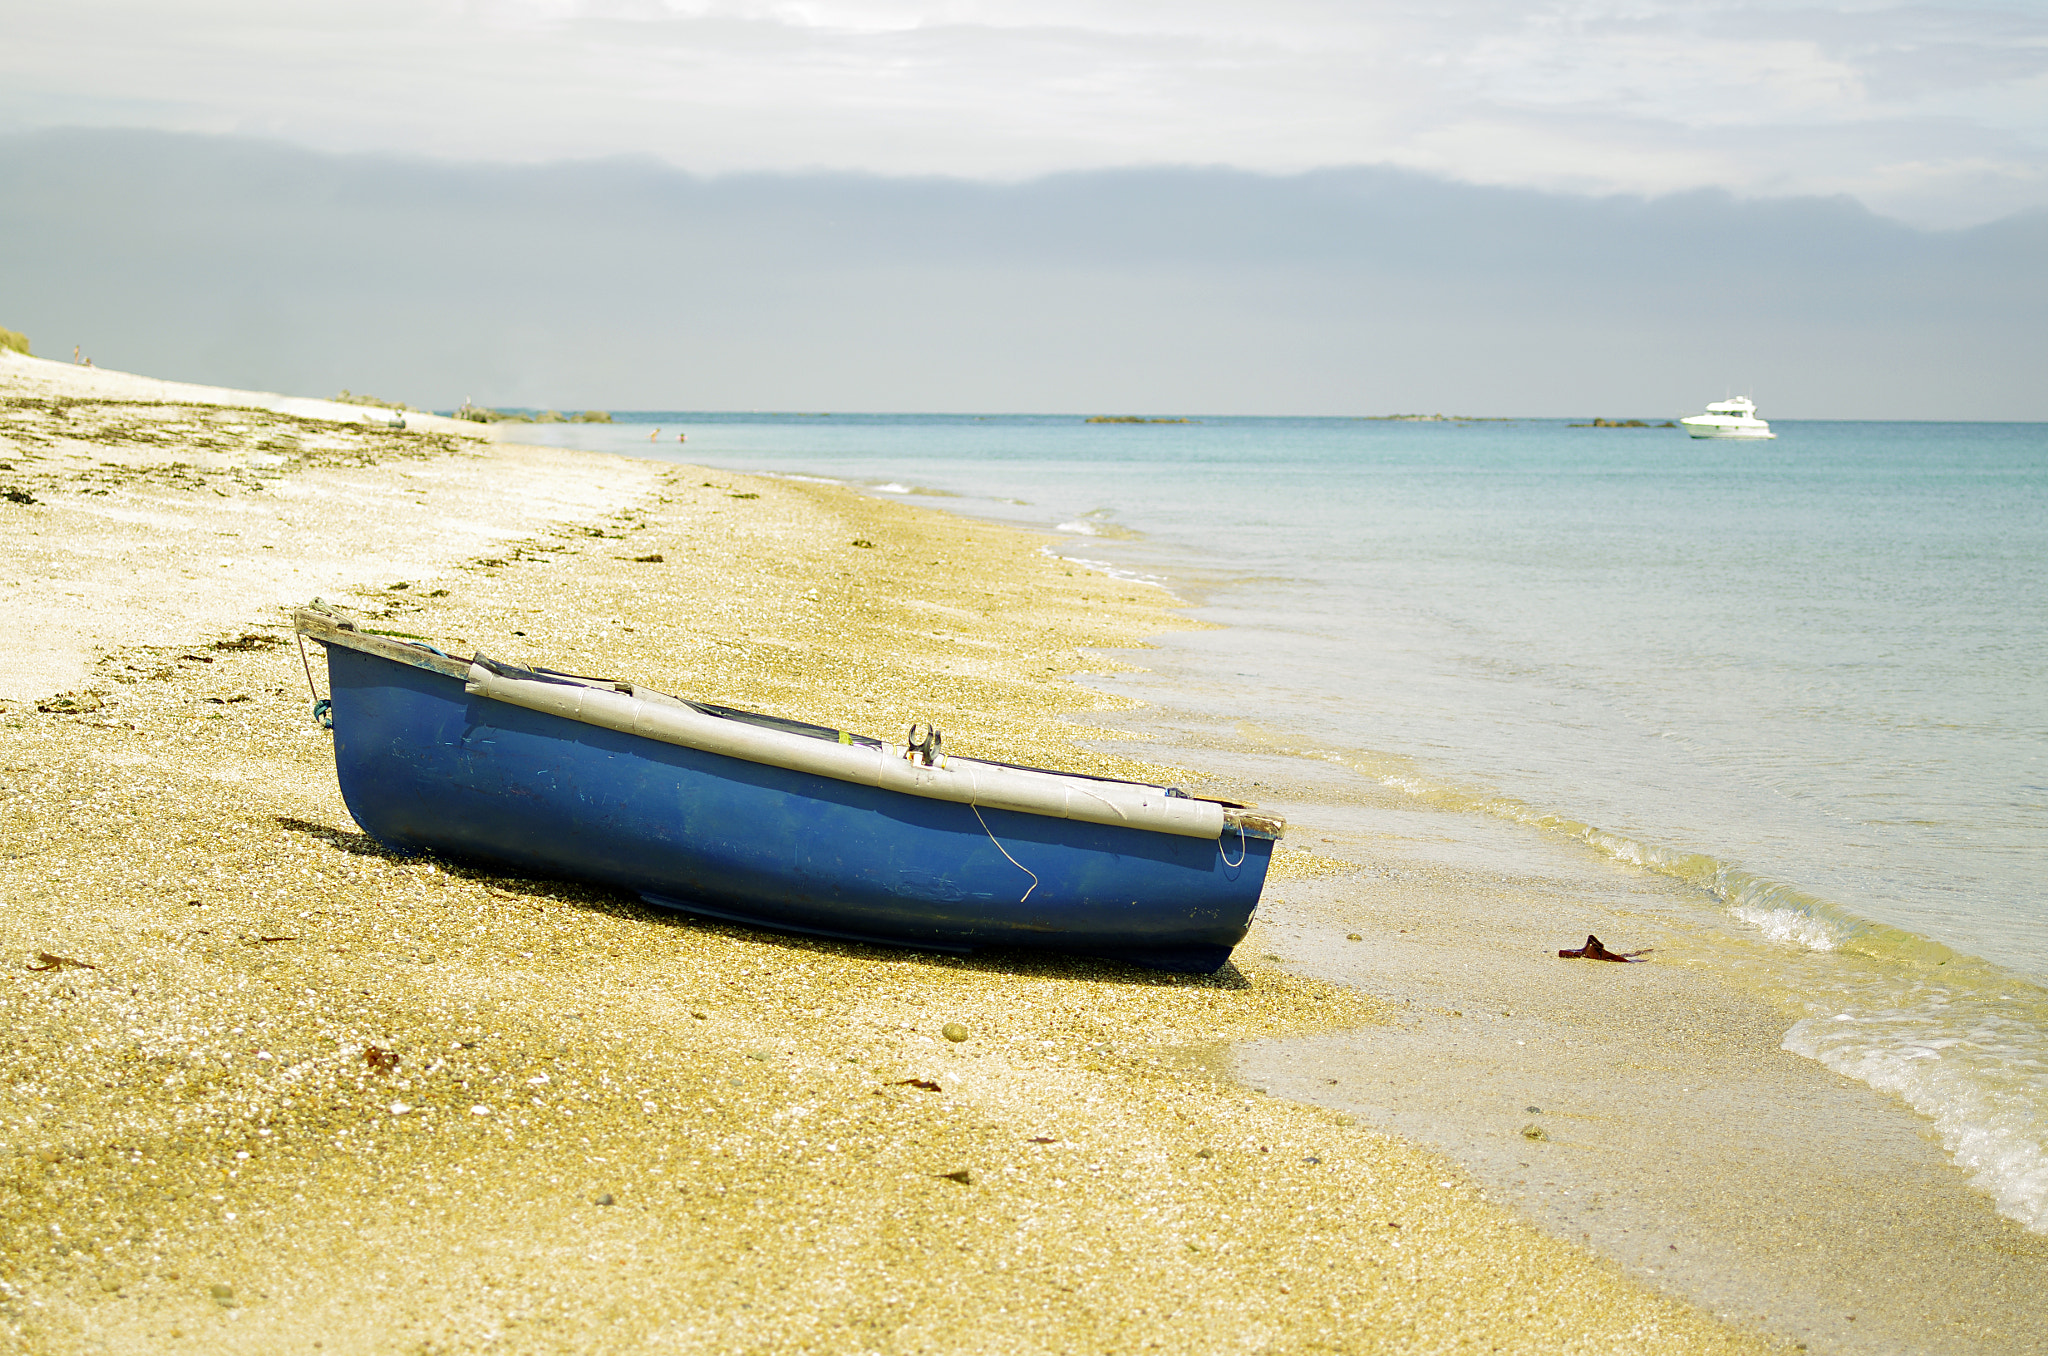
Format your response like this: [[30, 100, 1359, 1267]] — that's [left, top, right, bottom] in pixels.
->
[[296, 607, 1281, 973], [1680, 396, 1775, 439]]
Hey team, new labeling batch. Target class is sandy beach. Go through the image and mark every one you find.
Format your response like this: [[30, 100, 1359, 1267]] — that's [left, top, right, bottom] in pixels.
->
[[0, 357, 1780, 1352]]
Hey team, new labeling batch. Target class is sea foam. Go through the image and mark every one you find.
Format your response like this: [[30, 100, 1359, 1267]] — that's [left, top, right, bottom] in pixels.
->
[[1786, 996, 2048, 1232], [1310, 738, 2048, 1235]]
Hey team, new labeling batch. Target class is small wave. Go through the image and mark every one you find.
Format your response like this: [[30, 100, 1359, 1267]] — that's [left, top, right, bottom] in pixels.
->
[[1054, 509, 1141, 541], [1241, 728, 2048, 1234], [1351, 753, 1953, 968], [1786, 1001, 2048, 1232], [868, 482, 958, 498], [1041, 548, 1173, 591]]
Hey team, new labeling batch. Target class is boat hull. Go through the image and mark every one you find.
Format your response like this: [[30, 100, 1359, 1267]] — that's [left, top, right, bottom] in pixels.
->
[[321, 643, 1271, 972], [1680, 417, 1775, 439]]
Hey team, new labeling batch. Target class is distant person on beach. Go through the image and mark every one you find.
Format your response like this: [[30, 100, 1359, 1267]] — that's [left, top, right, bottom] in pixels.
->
[[73, 346, 81, 364], [651, 428, 659, 441], [678, 433, 686, 443]]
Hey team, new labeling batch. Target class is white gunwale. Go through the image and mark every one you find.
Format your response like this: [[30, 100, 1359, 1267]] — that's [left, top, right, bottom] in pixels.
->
[[296, 609, 1283, 841]]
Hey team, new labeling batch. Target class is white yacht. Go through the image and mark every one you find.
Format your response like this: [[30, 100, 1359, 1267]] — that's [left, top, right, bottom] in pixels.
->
[[1680, 396, 1775, 439]]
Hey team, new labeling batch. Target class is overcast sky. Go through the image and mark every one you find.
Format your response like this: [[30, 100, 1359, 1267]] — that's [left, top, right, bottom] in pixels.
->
[[2, 5, 2043, 415], [4, 0, 2045, 229], [5, 130, 2040, 417]]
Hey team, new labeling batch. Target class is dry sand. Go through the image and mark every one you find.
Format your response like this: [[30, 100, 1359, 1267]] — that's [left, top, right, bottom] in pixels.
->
[[0, 349, 662, 704], [1, 363, 1779, 1352], [0, 349, 484, 441]]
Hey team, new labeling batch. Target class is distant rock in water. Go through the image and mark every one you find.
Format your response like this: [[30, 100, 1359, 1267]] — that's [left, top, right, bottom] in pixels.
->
[[451, 402, 610, 424], [1359, 414, 1512, 423], [1568, 418, 1665, 428], [333, 389, 416, 412], [1086, 415, 1193, 424], [454, 402, 529, 423]]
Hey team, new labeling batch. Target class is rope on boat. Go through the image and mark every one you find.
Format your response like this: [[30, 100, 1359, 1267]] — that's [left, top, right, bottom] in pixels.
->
[[971, 803, 1039, 903], [295, 633, 332, 730], [1220, 823, 1247, 868]]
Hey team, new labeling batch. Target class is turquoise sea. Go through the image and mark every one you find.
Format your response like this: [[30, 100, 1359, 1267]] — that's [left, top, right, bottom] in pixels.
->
[[509, 413, 2048, 1233]]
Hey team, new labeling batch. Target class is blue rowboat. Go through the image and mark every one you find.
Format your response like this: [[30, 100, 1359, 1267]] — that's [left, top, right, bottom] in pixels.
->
[[298, 607, 1282, 973]]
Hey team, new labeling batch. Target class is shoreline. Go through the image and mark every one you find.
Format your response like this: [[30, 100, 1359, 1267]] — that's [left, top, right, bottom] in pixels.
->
[[1080, 638, 2048, 1354], [0, 366, 1772, 1351], [708, 429, 2048, 1348]]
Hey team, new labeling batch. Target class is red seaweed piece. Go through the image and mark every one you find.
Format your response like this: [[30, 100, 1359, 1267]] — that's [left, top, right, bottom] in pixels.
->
[[1557, 934, 1650, 962]]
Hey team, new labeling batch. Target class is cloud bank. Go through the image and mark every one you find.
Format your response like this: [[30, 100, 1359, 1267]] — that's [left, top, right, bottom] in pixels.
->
[[2, 1, 2044, 228], [2, 130, 2041, 417]]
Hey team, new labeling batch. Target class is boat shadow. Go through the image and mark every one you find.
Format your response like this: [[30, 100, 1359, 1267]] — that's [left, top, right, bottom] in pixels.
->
[[274, 815, 403, 859], [271, 814, 1251, 990]]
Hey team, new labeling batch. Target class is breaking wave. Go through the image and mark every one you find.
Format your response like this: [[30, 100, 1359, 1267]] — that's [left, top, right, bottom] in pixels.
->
[[1785, 997, 2048, 1232], [1256, 732, 2048, 1236], [1054, 508, 1142, 540]]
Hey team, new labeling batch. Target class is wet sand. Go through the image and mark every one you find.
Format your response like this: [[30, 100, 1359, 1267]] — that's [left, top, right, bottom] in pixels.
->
[[1083, 700, 2048, 1355], [0, 367, 1776, 1351]]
